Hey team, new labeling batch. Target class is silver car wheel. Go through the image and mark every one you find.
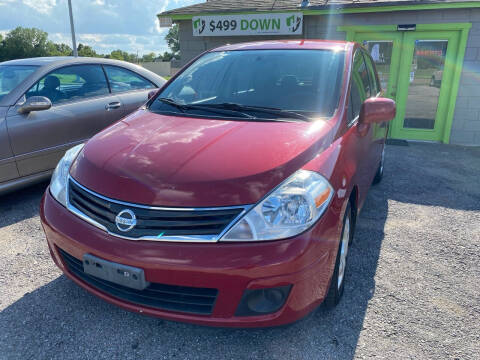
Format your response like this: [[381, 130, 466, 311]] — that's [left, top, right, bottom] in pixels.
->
[[337, 214, 350, 290]]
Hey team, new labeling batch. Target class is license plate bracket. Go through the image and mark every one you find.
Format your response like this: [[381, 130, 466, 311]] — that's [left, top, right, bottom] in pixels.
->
[[83, 254, 150, 290]]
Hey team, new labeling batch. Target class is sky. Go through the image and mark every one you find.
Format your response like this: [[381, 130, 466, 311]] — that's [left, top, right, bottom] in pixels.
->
[[0, 0, 203, 56]]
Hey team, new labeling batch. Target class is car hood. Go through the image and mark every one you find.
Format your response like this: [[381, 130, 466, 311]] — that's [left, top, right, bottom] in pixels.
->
[[70, 110, 335, 207]]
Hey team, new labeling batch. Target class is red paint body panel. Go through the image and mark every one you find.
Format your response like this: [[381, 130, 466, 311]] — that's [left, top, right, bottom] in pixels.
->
[[40, 40, 390, 327], [70, 110, 335, 207], [41, 190, 341, 327]]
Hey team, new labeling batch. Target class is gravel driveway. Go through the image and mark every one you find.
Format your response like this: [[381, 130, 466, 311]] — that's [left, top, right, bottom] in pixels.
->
[[0, 142, 479, 360]]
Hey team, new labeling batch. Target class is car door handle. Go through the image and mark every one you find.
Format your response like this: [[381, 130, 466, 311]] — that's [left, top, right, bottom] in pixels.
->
[[105, 102, 121, 110]]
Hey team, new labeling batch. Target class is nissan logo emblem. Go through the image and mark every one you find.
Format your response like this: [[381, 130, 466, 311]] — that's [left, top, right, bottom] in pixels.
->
[[115, 209, 137, 232]]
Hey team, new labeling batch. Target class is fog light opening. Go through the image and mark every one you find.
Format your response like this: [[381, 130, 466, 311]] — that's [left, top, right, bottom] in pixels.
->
[[236, 285, 292, 316]]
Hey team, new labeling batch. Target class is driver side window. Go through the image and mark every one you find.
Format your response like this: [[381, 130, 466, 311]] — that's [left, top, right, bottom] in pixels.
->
[[26, 65, 109, 105]]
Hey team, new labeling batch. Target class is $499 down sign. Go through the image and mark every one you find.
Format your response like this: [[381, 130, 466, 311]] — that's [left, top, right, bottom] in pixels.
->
[[192, 13, 303, 37]]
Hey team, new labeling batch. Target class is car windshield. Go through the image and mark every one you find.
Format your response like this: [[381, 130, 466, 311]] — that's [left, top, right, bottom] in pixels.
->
[[150, 49, 345, 121], [0, 65, 38, 102]]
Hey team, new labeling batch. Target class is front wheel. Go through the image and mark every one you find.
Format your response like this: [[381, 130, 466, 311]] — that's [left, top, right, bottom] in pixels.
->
[[324, 203, 353, 309]]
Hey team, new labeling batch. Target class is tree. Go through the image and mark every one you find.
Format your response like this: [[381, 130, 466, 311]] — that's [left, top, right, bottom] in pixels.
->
[[47, 42, 72, 56], [77, 43, 99, 57], [109, 49, 127, 61], [160, 51, 175, 62], [109, 49, 137, 63], [165, 24, 179, 58], [0, 27, 50, 61], [141, 52, 156, 62]]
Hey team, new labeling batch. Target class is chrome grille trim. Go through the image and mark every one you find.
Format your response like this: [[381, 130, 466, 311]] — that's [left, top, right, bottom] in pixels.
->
[[66, 176, 252, 243]]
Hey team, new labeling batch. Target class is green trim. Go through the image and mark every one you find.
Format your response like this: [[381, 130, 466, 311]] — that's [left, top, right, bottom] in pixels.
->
[[442, 25, 471, 143], [158, 2, 480, 20], [338, 23, 472, 35], [338, 23, 472, 143]]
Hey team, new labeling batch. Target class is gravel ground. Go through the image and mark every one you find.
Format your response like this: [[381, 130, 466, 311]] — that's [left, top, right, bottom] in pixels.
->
[[0, 142, 479, 360]]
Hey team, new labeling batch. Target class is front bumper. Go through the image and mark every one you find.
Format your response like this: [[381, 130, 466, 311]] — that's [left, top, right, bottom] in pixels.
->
[[40, 190, 342, 327]]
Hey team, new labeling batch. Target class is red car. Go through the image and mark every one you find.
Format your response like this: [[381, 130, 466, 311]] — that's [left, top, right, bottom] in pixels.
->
[[40, 40, 395, 327]]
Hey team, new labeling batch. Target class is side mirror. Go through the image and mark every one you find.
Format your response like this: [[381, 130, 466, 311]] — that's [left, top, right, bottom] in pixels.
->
[[18, 96, 52, 114], [359, 97, 396, 125], [147, 89, 159, 100]]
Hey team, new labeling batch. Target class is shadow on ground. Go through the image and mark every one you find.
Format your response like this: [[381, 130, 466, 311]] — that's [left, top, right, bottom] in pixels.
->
[[0, 180, 49, 227], [1, 142, 478, 359], [0, 178, 387, 360]]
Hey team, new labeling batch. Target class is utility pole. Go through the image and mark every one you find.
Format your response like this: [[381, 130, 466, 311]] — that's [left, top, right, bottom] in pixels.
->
[[68, 0, 78, 57]]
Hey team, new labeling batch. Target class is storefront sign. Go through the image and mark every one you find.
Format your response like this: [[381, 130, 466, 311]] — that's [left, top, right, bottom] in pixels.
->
[[192, 13, 303, 37]]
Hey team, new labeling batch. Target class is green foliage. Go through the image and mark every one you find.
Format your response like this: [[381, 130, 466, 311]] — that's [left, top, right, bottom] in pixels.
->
[[159, 51, 175, 62], [47, 42, 72, 56], [109, 49, 137, 62], [77, 43, 99, 57], [0, 26, 177, 64], [142, 52, 156, 62], [0, 27, 50, 61], [165, 24, 179, 58]]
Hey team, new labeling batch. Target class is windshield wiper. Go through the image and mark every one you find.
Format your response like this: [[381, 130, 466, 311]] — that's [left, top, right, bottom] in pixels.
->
[[202, 103, 312, 122], [157, 97, 187, 112], [156, 98, 254, 119]]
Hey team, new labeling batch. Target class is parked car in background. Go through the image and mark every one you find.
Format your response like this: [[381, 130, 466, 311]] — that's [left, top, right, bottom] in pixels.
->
[[41, 40, 395, 327], [0, 57, 166, 194]]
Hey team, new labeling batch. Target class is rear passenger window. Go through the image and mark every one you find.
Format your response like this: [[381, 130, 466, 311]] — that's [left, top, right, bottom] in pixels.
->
[[353, 51, 371, 99], [26, 65, 109, 105], [348, 51, 369, 123], [103, 66, 155, 93], [350, 78, 363, 121], [363, 51, 380, 96]]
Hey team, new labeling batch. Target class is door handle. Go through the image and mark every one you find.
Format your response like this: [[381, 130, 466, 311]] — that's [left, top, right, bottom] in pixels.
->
[[105, 102, 121, 110]]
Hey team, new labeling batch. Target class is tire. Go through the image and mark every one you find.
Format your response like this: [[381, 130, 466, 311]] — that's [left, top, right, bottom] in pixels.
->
[[372, 145, 385, 185], [324, 203, 353, 309]]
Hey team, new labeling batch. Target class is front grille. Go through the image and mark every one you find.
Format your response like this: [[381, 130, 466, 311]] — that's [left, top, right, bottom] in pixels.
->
[[58, 248, 218, 315], [67, 178, 245, 240]]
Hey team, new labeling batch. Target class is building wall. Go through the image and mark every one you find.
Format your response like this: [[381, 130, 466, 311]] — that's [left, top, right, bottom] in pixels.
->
[[139, 62, 171, 77], [176, 8, 480, 145]]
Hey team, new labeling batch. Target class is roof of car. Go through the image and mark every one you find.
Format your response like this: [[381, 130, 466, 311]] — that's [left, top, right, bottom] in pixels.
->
[[0, 56, 142, 67], [212, 40, 351, 52], [0, 56, 166, 107]]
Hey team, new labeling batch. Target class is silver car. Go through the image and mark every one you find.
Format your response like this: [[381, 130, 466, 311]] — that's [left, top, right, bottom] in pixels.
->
[[0, 57, 166, 194]]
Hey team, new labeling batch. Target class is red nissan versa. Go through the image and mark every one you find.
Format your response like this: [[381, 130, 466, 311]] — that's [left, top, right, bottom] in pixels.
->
[[40, 40, 395, 327]]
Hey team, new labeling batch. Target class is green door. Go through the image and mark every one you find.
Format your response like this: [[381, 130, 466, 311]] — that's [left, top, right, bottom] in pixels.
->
[[342, 24, 471, 143], [392, 31, 460, 141]]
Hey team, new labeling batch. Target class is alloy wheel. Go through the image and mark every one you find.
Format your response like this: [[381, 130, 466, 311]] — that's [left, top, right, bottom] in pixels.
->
[[337, 214, 350, 290]]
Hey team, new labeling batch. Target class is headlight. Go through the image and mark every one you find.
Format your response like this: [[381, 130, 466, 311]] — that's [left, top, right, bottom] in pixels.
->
[[50, 144, 84, 206], [221, 170, 334, 242]]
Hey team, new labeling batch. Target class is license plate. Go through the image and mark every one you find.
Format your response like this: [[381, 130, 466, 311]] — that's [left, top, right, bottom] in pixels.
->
[[83, 254, 150, 290]]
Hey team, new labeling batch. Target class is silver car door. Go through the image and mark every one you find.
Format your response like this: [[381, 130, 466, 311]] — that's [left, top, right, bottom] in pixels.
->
[[0, 106, 19, 184], [103, 65, 157, 116], [6, 64, 122, 177]]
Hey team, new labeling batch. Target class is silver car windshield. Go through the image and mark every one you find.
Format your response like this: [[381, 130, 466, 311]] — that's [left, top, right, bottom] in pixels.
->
[[0, 65, 38, 101]]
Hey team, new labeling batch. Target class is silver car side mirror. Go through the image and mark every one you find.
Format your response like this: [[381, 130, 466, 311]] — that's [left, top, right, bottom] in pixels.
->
[[18, 96, 52, 114]]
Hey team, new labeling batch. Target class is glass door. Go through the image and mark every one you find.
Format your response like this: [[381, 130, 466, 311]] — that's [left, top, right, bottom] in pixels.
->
[[391, 31, 461, 141], [354, 32, 402, 100], [342, 24, 470, 143]]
